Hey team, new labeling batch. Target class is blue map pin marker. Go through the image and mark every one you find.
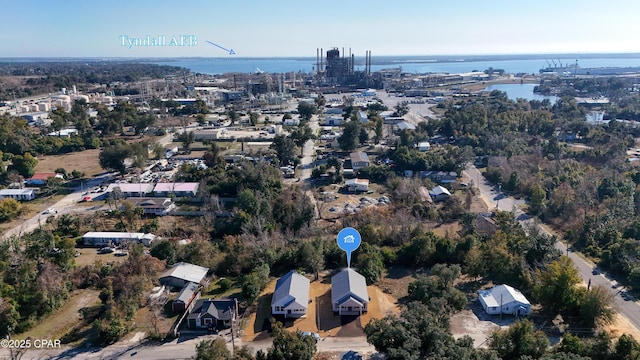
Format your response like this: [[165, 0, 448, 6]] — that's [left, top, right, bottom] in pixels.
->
[[337, 227, 361, 268]]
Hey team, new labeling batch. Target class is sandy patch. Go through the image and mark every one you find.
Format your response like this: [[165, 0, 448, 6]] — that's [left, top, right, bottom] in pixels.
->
[[605, 313, 640, 341]]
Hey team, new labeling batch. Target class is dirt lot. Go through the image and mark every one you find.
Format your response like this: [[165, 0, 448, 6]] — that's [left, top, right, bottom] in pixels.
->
[[35, 149, 103, 177], [242, 271, 400, 341], [606, 313, 640, 341]]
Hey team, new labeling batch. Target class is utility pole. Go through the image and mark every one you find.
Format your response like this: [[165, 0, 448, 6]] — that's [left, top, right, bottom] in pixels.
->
[[229, 305, 236, 356]]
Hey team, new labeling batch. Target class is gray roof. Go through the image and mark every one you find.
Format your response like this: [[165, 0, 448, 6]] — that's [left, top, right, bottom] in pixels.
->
[[159, 262, 209, 285], [188, 298, 237, 321], [331, 268, 369, 306], [129, 197, 173, 208], [271, 271, 310, 309], [479, 284, 530, 308], [175, 282, 199, 304], [350, 151, 370, 163]]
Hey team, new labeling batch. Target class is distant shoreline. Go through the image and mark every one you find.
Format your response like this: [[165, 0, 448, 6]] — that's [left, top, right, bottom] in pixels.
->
[[2, 53, 640, 64]]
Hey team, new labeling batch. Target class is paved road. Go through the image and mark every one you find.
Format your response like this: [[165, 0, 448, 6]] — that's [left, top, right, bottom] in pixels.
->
[[1, 173, 115, 240], [464, 165, 640, 333], [1, 333, 374, 360]]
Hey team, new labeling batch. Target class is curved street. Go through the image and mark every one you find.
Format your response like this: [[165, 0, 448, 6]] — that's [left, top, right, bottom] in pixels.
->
[[464, 165, 640, 334]]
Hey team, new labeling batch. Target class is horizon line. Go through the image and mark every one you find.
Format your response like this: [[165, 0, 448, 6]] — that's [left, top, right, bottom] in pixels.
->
[[2, 51, 640, 60]]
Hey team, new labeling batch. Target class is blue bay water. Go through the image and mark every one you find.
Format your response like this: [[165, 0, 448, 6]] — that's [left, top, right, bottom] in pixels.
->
[[484, 84, 558, 103], [148, 56, 640, 75]]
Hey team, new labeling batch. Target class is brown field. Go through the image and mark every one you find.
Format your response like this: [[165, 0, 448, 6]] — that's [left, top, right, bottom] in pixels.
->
[[35, 149, 103, 177]]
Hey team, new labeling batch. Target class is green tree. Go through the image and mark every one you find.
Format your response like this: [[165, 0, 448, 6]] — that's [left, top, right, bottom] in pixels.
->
[[374, 116, 384, 143], [394, 102, 410, 116], [131, 113, 155, 135], [297, 102, 317, 121], [353, 243, 384, 284], [150, 240, 177, 265], [290, 124, 315, 155], [193, 337, 232, 360], [613, 334, 640, 360], [270, 135, 295, 166], [227, 106, 240, 125], [534, 256, 582, 314], [489, 320, 549, 360], [338, 119, 361, 151], [99, 143, 131, 174], [0, 198, 23, 222], [578, 285, 615, 328], [241, 263, 270, 304], [8, 152, 38, 178], [266, 322, 316, 360], [365, 301, 495, 360], [249, 112, 259, 126], [181, 131, 196, 152]]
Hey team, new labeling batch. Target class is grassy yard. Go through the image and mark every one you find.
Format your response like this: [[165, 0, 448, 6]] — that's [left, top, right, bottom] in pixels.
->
[[13, 289, 101, 343], [202, 277, 242, 300]]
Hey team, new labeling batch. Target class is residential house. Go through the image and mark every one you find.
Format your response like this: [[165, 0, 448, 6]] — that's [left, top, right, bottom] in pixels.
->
[[25, 173, 63, 186], [153, 182, 199, 198], [350, 152, 370, 171], [323, 115, 343, 126], [419, 171, 458, 184], [126, 197, 175, 216], [105, 183, 154, 198], [473, 213, 497, 235], [47, 128, 78, 137], [0, 188, 35, 201], [345, 178, 369, 192], [478, 284, 531, 316], [396, 121, 416, 131], [430, 185, 452, 202], [271, 270, 310, 318], [356, 111, 369, 123], [283, 117, 300, 126], [331, 268, 369, 316], [82, 231, 157, 247], [417, 142, 431, 152], [378, 110, 394, 120], [172, 282, 200, 313], [159, 262, 209, 289], [187, 298, 238, 330]]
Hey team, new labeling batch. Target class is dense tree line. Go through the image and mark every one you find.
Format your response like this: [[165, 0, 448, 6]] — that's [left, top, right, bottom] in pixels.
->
[[0, 62, 182, 100]]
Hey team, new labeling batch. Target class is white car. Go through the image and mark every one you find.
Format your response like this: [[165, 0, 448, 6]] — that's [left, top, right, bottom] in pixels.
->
[[42, 207, 57, 215]]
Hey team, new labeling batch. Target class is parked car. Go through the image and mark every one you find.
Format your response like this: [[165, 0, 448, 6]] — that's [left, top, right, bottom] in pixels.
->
[[42, 207, 57, 215], [301, 332, 320, 342], [98, 247, 115, 254]]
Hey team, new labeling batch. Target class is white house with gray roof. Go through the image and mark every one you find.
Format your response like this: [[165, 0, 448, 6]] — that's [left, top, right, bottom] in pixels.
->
[[271, 270, 310, 318], [478, 284, 531, 316], [331, 268, 369, 316]]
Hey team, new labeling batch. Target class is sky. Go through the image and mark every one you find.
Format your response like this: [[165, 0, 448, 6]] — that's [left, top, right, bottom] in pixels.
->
[[2, 0, 640, 58]]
